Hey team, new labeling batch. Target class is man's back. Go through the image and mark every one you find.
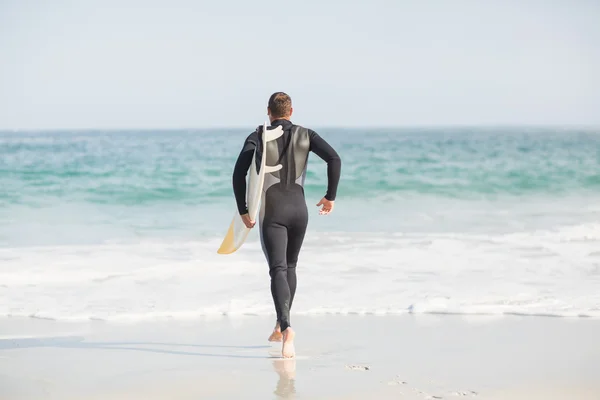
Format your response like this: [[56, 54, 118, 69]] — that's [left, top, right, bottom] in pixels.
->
[[233, 119, 340, 217], [263, 121, 311, 194]]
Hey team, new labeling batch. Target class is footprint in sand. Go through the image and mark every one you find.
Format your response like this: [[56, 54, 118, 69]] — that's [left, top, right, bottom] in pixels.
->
[[345, 364, 370, 371], [414, 390, 443, 399], [386, 375, 407, 386], [414, 388, 479, 399], [383, 377, 478, 399], [449, 390, 478, 397]]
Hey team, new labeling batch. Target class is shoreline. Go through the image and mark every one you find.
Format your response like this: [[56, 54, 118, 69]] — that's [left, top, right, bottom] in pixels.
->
[[3, 307, 600, 323]]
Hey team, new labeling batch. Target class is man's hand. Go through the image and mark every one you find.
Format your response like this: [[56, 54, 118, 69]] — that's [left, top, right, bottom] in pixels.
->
[[241, 213, 255, 228], [316, 197, 335, 215]]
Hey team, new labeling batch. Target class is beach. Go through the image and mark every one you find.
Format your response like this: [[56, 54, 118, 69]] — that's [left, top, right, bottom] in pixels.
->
[[1, 314, 599, 399]]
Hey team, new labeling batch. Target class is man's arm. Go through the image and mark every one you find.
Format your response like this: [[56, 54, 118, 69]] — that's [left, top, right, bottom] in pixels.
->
[[308, 130, 341, 201], [232, 130, 259, 215]]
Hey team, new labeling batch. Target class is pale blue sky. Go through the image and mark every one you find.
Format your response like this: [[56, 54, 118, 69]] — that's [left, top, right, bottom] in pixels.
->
[[1, 0, 599, 129]]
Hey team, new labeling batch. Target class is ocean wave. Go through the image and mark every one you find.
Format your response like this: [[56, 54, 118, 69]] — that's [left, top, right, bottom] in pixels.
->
[[1, 223, 598, 322]]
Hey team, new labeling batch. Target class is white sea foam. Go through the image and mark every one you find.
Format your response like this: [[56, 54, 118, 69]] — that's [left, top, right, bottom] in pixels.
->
[[1, 223, 599, 321]]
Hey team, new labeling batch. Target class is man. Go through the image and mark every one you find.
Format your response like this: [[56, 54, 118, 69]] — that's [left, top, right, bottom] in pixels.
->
[[232, 92, 341, 358]]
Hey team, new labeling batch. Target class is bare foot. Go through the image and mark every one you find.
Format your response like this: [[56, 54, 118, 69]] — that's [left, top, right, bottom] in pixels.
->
[[268, 322, 283, 342], [268, 330, 283, 342], [282, 327, 295, 358]]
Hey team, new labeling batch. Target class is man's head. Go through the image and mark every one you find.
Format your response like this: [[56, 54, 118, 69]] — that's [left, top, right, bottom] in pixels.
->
[[267, 92, 293, 122]]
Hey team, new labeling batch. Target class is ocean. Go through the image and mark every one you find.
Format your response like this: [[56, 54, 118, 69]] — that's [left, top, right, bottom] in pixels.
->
[[1, 127, 599, 321]]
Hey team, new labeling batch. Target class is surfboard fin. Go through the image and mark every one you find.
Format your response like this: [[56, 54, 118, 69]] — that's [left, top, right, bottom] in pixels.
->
[[263, 164, 283, 173], [262, 123, 284, 173], [264, 124, 284, 141]]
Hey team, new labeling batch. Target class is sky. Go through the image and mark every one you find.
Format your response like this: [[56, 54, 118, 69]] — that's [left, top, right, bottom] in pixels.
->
[[1, 0, 599, 129]]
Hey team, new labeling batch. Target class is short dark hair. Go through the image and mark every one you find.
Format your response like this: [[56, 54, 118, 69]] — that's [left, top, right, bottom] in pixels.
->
[[268, 92, 292, 118]]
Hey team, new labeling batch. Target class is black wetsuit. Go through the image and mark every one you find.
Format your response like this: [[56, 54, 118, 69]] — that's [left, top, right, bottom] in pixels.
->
[[232, 119, 341, 331]]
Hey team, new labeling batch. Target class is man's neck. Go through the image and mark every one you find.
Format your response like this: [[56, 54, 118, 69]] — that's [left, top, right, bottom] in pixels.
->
[[269, 117, 291, 124]]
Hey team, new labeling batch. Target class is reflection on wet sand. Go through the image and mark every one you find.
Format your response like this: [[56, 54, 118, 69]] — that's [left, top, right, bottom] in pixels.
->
[[272, 358, 296, 399]]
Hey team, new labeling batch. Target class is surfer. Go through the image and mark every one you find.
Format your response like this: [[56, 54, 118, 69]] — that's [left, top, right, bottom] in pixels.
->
[[232, 92, 341, 358]]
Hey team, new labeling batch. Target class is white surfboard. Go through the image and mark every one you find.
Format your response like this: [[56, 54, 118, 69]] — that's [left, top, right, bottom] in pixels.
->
[[217, 122, 284, 254]]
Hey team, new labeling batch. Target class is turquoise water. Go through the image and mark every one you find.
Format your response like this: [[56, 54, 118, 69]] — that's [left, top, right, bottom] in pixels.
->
[[2, 128, 599, 207], [1, 127, 600, 320]]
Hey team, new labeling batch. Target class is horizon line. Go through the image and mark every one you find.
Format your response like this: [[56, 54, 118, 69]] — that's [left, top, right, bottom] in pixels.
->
[[1, 123, 599, 132]]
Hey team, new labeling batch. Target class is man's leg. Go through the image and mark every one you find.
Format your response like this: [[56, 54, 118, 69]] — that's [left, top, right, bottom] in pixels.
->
[[260, 218, 283, 342], [286, 215, 308, 313], [261, 221, 293, 332], [277, 205, 308, 359]]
